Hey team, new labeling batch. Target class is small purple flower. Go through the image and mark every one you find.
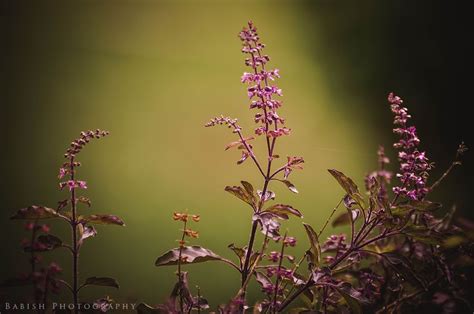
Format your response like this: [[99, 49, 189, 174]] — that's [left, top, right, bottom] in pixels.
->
[[24, 222, 34, 231], [67, 180, 76, 191], [268, 251, 281, 262], [77, 180, 87, 189], [283, 236, 297, 247], [58, 167, 67, 179], [322, 234, 348, 253]]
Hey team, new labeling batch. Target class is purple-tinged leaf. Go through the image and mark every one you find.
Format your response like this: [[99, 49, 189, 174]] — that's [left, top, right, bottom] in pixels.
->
[[328, 170, 365, 206], [77, 196, 92, 207], [328, 169, 359, 195], [395, 200, 442, 215], [225, 136, 254, 150], [334, 282, 368, 314], [331, 212, 351, 227], [193, 296, 210, 311], [264, 204, 303, 219], [381, 252, 426, 288], [241, 181, 257, 204], [57, 199, 69, 211], [24, 234, 63, 252], [170, 271, 193, 307], [312, 267, 330, 284], [257, 190, 276, 202], [155, 246, 238, 270], [78, 224, 98, 246], [241, 180, 254, 196], [11, 206, 66, 220], [402, 226, 443, 245], [276, 179, 299, 193], [83, 276, 119, 289], [253, 212, 282, 240], [302, 223, 321, 268], [225, 185, 256, 208], [254, 271, 272, 290], [80, 214, 125, 226], [93, 296, 114, 312], [228, 243, 245, 268]]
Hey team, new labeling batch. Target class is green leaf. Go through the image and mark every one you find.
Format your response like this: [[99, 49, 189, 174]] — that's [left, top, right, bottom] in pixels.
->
[[11, 206, 64, 220], [80, 214, 125, 226], [302, 223, 321, 268], [225, 185, 255, 208], [264, 204, 303, 219], [155, 246, 232, 267], [83, 276, 119, 289]]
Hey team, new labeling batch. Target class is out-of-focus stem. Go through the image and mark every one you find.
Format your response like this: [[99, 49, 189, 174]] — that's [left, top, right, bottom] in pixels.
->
[[177, 220, 187, 313], [70, 157, 79, 314]]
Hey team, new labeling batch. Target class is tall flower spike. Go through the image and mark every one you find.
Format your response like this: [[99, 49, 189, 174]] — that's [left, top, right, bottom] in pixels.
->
[[389, 93, 432, 201], [239, 21, 289, 138]]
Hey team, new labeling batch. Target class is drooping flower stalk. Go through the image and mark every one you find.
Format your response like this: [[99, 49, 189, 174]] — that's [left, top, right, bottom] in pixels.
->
[[61, 130, 109, 312]]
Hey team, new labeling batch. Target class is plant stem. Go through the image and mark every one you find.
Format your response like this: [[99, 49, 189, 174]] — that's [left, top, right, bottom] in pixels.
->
[[279, 225, 399, 312], [70, 157, 79, 314], [177, 220, 187, 313], [241, 220, 259, 286], [30, 220, 40, 307], [239, 40, 280, 309], [318, 198, 344, 237], [41, 269, 50, 314], [272, 233, 287, 313]]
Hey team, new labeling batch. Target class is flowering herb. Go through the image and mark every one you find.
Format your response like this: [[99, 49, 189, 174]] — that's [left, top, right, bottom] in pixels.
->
[[3, 21, 472, 314], [8, 130, 125, 313], [141, 23, 471, 313], [277, 94, 471, 313], [2, 221, 63, 313]]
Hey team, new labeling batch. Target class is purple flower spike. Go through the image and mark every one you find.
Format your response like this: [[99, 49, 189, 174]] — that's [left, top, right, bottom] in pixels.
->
[[389, 93, 432, 201], [239, 21, 290, 138]]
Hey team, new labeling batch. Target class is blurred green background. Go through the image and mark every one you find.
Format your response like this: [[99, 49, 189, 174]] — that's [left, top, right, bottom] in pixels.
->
[[2, 0, 472, 309]]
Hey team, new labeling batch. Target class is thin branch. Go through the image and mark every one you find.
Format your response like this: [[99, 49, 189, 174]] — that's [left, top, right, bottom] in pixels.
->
[[318, 197, 344, 237]]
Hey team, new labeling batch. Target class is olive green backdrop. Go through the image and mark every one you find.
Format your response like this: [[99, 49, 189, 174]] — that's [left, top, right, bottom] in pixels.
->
[[2, 0, 472, 308]]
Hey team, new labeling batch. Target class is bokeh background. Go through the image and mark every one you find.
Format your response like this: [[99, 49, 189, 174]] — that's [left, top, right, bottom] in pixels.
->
[[2, 0, 472, 309]]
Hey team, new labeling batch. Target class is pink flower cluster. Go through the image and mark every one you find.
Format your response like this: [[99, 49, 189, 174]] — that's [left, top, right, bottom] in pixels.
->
[[59, 180, 87, 191], [389, 93, 432, 200], [239, 21, 290, 138]]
